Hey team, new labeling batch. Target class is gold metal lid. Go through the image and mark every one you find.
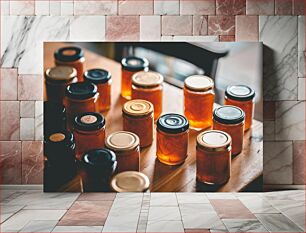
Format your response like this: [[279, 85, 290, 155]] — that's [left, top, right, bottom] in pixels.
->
[[123, 99, 153, 117], [111, 171, 150, 192], [184, 75, 214, 91], [197, 130, 231, 151], [105, 131, 140, 151], [132, 71, 164, 87], [45, 66, 77, 81], [49, 133, 66, 142]]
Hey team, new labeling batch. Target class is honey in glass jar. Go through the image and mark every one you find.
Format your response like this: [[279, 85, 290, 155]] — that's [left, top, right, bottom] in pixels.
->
[[213, 106, 245, 156], [225, 85, 255, 131], [111, 171, 150, 192], [105, 131, 140, 173], [123, 100, 154, 148], [84, 69, 112, 111], [54, 46, 85, 81], [184, 75, 215, 129], [156, 114, 189, 165], [121, 56, 149, 100], [131, 71, 163, 120], [196, 130, 232, 185], [73, 112, 106, 161]]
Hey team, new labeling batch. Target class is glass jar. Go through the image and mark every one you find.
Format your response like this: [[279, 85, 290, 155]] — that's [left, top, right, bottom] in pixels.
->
[[123, 99, 154, 148], [184, 75, 215, 129], [131, 71, 163, 120], [111, 171, 150, 192], [121, 56, 149, 100], [105, 131, 140, 173], [45, 66, 77, 103], [73, 112, 106, 160], [54, 46, 85, 81], [213, 106, 245, 156], [196, 130, 232, 185], [63, 82, 99, 130], [156, 114, 189, 165], [44, 101, 66, 136], [80, 148, 117, 192], [84, 69, 112, 111], [225, 85, 255, 131]]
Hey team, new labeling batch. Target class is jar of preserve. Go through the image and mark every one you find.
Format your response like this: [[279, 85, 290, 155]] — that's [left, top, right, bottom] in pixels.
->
[[111, 171, 150, 192], [121, 56, 149, 100], [64, 82, 99, 129], [45, 66, 77, 103], [184, 75, 215, 129], [213, 106, 245, 156], [105, 131, 140, 173], [81, 148, 117, 192], [122, 100, 154, 148], [131, 71, 163, 120], [156, 114, 189, 165], [54, 46, 85, 81], [73, 112, 106, 160], [44, 101, 66, 136], [196, 130, 232, 185], [84, 69, 112, 111], [225, 85, 255, 131]]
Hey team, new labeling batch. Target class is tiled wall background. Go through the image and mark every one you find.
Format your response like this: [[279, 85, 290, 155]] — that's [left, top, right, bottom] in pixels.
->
[[0, 0, 305, 187]]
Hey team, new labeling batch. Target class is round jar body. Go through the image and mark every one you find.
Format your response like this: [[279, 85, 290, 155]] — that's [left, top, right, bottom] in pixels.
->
[[112, 147, 140, 173], [46, 78, 77, 103], [96, 80, 111, 111], [44, 102, 66, 136], [121, 68, 147, 99]]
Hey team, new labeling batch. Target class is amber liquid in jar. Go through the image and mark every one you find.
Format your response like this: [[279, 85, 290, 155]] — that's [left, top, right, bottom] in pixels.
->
[[196, 130, 232, 185], [123, 100, 154, 147], [121, 56, 149, 100], [213, 106, 245, 156], [156, 114, 189, 165], [184, 75, 215, 129], [131, 71, 163, 120], [224, 85, 255, 131], [73, 112, 106, 161]]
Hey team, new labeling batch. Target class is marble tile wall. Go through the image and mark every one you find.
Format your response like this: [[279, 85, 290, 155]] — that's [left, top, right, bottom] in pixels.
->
[[0, 0, 305, 186]]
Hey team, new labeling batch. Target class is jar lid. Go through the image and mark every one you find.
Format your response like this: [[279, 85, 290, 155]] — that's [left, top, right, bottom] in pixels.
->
[[54, 46, 84, 62], [123, 99, 153, 117], [184, 75, 214, 92], [225, 85, 255, 101], [82, 148, 117, 169], [45, 130, 74, 147], [157, 113, 189, 134], [111, 171, 150, 192], [197, 130, 231, 151], [132, 71, 164, 87], [105, 131, 139, 152], [44, 101, 66, 118], [121, 56, 149, 72], [74, 112, 105, 131], [84, 69, 111, 84], [65, 82, 97, 100], [45, 66, 77, 82], [213, 106, 245, 125]]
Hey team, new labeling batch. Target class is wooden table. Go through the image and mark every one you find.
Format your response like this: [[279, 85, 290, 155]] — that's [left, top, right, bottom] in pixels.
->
[[44, 42, 263, 192]]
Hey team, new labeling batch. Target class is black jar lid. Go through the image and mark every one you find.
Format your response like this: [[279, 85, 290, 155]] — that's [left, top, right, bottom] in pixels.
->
[[65, 82, 97, 100], [121, 56, 149, 72], [54, 46, 84, 62], [157, 113, 189, 134], [44, 101, 66, 118], [74, 112, 105, 131], [83, 69, 111, 84], [82, 148, 117, 170], [213, 106, 245, 125], [45, 130, 74, 148], [225, 85, 255, 101]]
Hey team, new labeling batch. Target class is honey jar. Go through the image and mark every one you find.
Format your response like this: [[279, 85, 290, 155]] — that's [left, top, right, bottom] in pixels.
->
[[213, 106, 245, 156], [105, 131, 140, 173], [121, 56, 149, 100], [73, 112, 106, 161], [111, 171, 150, 192], [156, 114, 189, 165], [122, 100, 154, 148], [225, 85, 255, 131], [196, 130, 232, 185], [84, 69, 112, 111], [45, 66, 77, 103], [184, 75, 215, 129], [63, 82, 99, 129], [131, 71, 163, 119], [54, 46, 85, 81], [44, 101, 66, 136]]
